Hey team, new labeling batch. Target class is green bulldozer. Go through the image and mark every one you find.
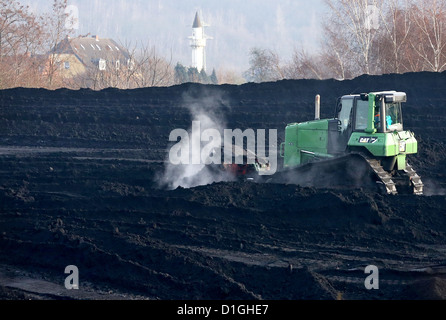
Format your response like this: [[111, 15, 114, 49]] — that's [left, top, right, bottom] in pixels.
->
[[211, 90, 423, 195], [277, 91, 423, 195]]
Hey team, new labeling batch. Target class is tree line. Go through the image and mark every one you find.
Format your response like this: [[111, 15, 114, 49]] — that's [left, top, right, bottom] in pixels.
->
[[245, 0, 446, 82], [0, 0, 182, 90], [0, 0, 221, 90], [1, 0, 445, 89], [0, 0, 63, 88]]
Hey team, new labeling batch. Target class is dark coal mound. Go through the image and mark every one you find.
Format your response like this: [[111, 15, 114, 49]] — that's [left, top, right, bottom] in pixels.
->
[[1, 72, 446, 300]]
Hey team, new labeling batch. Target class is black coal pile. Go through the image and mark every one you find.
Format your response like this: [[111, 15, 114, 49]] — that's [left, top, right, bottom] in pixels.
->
[[0, 72, 446, 300]]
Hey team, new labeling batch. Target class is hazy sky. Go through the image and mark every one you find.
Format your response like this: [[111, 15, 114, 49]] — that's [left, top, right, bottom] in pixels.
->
[[25, 0, 326, 72]]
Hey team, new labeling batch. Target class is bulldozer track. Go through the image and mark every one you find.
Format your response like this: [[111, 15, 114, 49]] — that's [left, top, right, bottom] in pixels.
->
[[359, 153, 423, 195], [264, 152, 424, 195], [361, 154, 398, 195], [405, 163, 424, 195]]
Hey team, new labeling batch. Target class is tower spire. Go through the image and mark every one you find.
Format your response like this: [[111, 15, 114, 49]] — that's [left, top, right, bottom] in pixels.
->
[[192, 11, 202, 28], [189, 11, 212, 73]]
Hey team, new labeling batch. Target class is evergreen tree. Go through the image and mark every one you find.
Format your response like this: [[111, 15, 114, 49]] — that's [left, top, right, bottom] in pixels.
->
[[210, 68, 218, 84], [187, 67, 200, 83], [174, 63, 188, 84], [199, 69, 210, 84]]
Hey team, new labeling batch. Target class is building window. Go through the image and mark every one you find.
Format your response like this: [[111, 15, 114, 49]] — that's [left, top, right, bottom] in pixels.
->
[[99, 59, 106, 71], [64, 61, 70, 69], [116, 60, 120, 70]]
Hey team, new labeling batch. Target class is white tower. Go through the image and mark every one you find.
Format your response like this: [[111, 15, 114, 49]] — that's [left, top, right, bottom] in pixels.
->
[[189, 12, 212, 72]]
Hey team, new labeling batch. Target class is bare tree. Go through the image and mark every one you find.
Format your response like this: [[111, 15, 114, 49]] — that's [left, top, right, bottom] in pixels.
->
[[409, 0, 446, 72], [322, 26, 353, 79], [322, 0, 446, 75], [375, 0, 412, 73], [244, 47, 285, 83], [324, 0, 383, 76], [131, 42, 174, 88], [286, 46, 326, 80], [0, 1, 28, 57], [42, 0, 73, 88], [0, 0, 45, 88]]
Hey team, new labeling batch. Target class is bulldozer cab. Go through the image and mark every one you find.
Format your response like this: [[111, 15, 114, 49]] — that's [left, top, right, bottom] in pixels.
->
[[336, 91, 405, 135]]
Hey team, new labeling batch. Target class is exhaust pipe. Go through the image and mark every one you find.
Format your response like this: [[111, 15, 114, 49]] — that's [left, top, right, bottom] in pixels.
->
[[315, 94, 320, 120]]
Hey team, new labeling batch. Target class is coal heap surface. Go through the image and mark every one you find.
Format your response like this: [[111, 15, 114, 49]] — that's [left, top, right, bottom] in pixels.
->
[[0, 72, 446, 300]]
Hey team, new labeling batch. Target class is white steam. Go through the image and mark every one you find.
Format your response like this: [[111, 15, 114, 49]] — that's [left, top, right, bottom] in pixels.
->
[[422, 178, 446, 196], [158, 90, 236, 190]]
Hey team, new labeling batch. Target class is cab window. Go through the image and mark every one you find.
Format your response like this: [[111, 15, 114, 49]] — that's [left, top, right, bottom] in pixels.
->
[[355, 99, 368, 131], [338, 98, 353, 132], [386, 102, 403, 131], [374, 101, 381, 130]]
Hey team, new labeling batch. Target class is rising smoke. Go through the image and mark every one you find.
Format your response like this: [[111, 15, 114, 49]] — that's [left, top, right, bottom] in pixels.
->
[[422, 178, 446, 196], [157, 89, 236, 190]]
